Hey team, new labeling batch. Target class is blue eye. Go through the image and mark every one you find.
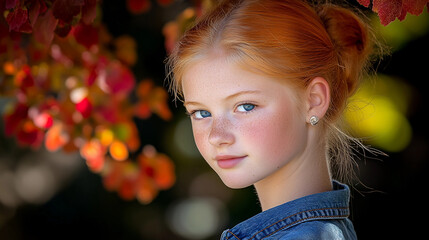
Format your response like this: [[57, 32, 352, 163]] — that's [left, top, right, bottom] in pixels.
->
[[237, 104, 255, 112], [193, 110, 211, 119]]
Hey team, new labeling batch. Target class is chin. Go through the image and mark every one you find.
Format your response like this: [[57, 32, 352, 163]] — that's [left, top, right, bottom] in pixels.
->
[[219, 176, 254, 189]]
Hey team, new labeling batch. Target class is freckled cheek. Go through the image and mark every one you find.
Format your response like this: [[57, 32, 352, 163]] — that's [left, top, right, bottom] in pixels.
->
[[240, 113, 298, 161], [192, 126, 211, 159]]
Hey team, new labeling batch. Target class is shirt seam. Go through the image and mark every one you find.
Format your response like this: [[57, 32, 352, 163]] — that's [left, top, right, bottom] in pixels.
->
[[249, 206, 349, 240], [225, 231, 241, 240]]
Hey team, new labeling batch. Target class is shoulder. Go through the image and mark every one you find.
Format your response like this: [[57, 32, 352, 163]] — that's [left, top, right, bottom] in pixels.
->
[[267, 219, 357, 240]]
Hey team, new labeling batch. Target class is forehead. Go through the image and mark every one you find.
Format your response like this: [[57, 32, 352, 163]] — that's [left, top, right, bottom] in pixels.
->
[[181, 56, 289, 102]]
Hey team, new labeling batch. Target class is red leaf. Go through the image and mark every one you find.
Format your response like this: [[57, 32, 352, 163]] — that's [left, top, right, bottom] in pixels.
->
[[86, 67, 97, 86], [33, 8, 58, 45], [4, 103, 28, 136], [357, 0, 371, 7], [126, 0, 151, 14], [81, 0, 97, 25], [38, 0, 47, 14], [134, 102, 151, 119], [5, 0, 19, 9], [5, 0, 18, 9], [75, 97, 93, 118], [373, 0, 403, 25], [6, 7, 32, 32], [52, 0, 84, 23], [367, 0, 429, 25], [27, 0, 41, 27], [400, 0, 429, 20], [33, 112, 53, 129], [119, 178, 136, 200], [73, 23, 99, 49], [104, 62, 135, 95], [15, 65, 35, 90], [54, 20, 72, 37], [16, 121, 44, 148]]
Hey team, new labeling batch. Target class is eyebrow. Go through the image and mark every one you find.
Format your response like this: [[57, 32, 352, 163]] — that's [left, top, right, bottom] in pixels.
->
[[183, 90, 262, 107]]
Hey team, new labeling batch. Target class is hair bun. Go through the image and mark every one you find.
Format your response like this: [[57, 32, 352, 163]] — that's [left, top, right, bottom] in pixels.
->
[[317, 4, 372, 96]]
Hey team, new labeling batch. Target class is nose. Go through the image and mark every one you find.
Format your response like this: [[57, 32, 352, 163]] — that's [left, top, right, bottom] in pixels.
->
[[208, 117, 235, 147]]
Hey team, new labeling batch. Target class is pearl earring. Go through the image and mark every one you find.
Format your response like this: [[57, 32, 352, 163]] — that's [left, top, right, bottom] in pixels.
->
[[309, 115, 319, 126]]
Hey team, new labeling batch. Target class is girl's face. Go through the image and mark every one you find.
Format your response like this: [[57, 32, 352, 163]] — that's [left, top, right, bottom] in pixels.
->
[[182, 56, 309, 189]]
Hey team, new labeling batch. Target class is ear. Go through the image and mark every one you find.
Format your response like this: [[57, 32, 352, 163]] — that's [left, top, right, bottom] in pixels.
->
[[305, 77, 330, 124]]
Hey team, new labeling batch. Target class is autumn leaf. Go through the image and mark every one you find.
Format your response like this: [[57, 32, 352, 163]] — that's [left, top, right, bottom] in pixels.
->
[[138, 146, 175, 190], [52, 0, 84, 23], [109, 140, 129, 161], [73, 23, 99, 49], [81, 0, 98, 25], [373, 0, 403, 26], [136, 176, 158, 204], [75, 97, 93, 118], [134, 80, 172, 120], [16, 120, 44, 148], [45, 123, 69, 152], [399, 0, 429, 20], [114, 35, 137, 66], [80, 139, 106, 172], [357, 0, 429, 26], [6, 7, 32, 32], [127, 0, 151, 14], [54, 20, 72, 37], [32, 111, 53, 129], [14, 65, 34, 92], [33, 8, 58, 45], [5, 0, 19, 9], [103, 61, 135, 95], [357, 0, 371, 7], [119, 177, 137, 200], [4, 103, 28, 136]]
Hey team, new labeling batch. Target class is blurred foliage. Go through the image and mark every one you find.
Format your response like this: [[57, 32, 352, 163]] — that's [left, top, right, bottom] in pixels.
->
[[0, 0, 174, 204]]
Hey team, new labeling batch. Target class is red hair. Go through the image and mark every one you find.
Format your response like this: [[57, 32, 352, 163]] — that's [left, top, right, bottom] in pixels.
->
[[167, 0, 374, 181]]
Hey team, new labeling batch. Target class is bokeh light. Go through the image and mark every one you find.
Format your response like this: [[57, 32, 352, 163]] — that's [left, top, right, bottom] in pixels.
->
[[109, 140, 129, 161], [167, 197, 228, 240], [345, 75, 413, 152], [172, 116, 201, 159]]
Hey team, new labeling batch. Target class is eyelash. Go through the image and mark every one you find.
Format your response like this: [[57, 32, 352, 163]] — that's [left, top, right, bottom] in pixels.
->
[[187, 102, 257, 119]]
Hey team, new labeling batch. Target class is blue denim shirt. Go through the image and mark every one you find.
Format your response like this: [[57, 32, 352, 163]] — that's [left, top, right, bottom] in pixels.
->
[[220, 181, 357, 239]]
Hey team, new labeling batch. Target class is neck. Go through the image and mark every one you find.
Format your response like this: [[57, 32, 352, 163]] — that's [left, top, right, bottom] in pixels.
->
[[253, 133, 332, 211]]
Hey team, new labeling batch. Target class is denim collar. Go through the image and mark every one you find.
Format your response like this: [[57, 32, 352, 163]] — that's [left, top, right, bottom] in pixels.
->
[[221, 181, 351, 240]]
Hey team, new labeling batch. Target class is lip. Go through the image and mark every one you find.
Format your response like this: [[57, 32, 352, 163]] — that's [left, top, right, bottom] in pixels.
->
[[215, 155, 246, 169]]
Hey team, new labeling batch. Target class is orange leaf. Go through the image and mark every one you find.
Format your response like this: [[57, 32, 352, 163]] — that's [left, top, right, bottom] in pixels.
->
[[153, 155, 175, 189], [80, 139, 105, 161], [45, 123, 69, 152], [109, 140, 129, 161], [136, 176, 158, 204], [118, 177, 137, 200], [134, 102, 151, 119]]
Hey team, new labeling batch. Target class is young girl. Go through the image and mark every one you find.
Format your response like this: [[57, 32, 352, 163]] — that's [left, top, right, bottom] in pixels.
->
[[168, 0, 373, 238]]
